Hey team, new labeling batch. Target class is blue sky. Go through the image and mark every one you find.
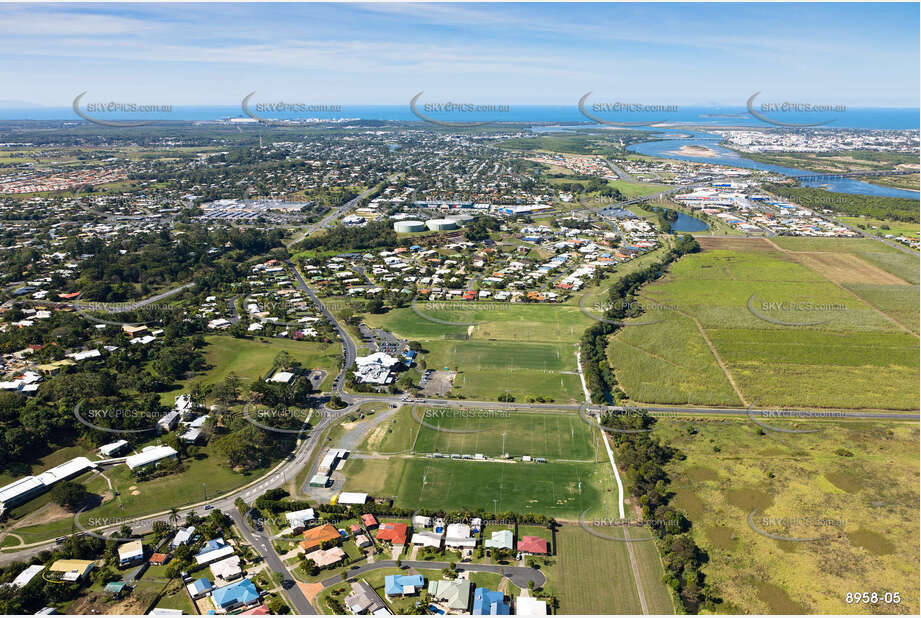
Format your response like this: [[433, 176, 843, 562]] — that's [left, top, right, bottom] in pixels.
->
[[1, 2, 918, 107]]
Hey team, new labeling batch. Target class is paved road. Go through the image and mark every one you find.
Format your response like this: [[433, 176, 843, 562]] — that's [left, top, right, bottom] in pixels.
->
[[230, 509, 316, 614], [287, 180, 390, 247], [321, 559, 546, 589], [0, 405, 347, 566], [286, 260, 356, 395]]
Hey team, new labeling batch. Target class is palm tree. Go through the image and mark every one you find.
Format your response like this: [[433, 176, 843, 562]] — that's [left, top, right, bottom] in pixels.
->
[[168, 507, 180, 530]]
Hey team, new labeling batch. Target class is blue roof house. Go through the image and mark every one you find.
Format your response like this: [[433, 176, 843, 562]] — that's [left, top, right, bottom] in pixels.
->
[[212, 578, 260, 611], [385, 573, 425, 597], [472, 587, 509, 615]]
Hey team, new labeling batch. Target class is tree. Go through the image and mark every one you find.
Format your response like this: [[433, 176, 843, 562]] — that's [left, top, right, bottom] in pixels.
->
[[50, 481, 89, 511], [168, 507, 180, 529]]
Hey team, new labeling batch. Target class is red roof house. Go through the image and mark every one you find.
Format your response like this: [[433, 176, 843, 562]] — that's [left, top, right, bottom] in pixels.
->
[[376, 522, 408, 545], [361, 513, 378, 529], [517, 536, 549, 555]]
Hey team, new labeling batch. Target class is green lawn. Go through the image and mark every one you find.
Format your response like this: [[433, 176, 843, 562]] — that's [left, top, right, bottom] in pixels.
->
[[12, 449, 270, 544], [160, 335, 341, 403]]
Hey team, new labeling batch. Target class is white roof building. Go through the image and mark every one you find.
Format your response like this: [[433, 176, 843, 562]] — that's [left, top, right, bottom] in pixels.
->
[[10, 564, 44, 588], [445, 523, 476, 548], [171, 526, 195, 549], [337, 492, 368, 505], [285, 508, 316, 529], [125, 445, 178, 470], [98, 440, 129, 457], [515, 596, 548, 615], [267, 371, 295, 384]]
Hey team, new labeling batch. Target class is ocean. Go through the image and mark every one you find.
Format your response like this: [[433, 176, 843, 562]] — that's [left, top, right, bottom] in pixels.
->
[[0, 105, 918, 130]]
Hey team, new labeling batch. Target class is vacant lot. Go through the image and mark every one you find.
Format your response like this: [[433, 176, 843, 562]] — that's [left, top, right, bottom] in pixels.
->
[[545, 524, 675, 615], [609, 239, 919, 409], [789, 251, 910, 286], [654, 416, 919, 614], [160, 335, 341, 403]]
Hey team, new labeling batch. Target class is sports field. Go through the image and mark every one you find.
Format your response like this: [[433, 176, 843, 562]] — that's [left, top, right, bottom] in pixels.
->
[[411, 408, 595, 460], [343, 457, 608, 520], [364, 304, 587, 402], [653, 415, 919, 614], [363, 303, 594, 343], [608, 237, 919, 409]]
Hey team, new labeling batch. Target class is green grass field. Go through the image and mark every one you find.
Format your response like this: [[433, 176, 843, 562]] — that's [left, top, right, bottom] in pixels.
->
[[609, 240, 919, 409], [160, 335, 341, 403], [545, 525, 675, 615], [411, 408, 595, 460], [343, 457, 605, 520], [10, 448, 270, 545], [654, 415, 919, 614], [363, 303, 587, 402]]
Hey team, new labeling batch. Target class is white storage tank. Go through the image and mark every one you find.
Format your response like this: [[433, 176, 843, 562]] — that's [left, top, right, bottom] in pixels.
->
[[394, 220, 427, 233], [445, 214, 474, 226], [426, 218, 459, 232]]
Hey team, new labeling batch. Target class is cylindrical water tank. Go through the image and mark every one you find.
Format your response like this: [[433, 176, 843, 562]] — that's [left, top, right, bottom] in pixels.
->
[[394, 220, 427, 233]]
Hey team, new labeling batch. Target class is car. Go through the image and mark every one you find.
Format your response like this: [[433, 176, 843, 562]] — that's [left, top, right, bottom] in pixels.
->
[[204, 505, 214, 510]]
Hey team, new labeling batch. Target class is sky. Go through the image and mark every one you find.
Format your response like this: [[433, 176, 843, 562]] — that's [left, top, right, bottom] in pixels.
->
[[0, 2, 918, 108]]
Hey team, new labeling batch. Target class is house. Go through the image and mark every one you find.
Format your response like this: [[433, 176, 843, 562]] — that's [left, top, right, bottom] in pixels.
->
[[304, 546, 346, 568], [148, 553, 169, 566], [299, 523, 341, 552], [211, 578, 260, 612], [515, 596, 547, 615], [47, 559, 94, 582], [285, 508, 316, 532], [376, 522, 408, 545], [148, 609, 183, 616], [240, 605, 271, 615], [195, 538, 236, 566], [354, 534, 371, 548], [187, 577, 214, 599], [9, 565, 44, 588], [410, 530, 442, 548], [428, 579, 472, 612], [157, 411, 180, 433], [412, 515, 432, 528], [345, 579, 391, 615], [104, 581, 128, 598], [445, 523, 476, 548], [484, 530, 514, 550], [361, 513, 378, 529], [473, 587, 510, 615], [384, 574, 424, 598], [517, 536, 548, 555], [171, 526, 195, 548], [125, 445, 178, 471], [118, 540, 145, 567], [211, 555, 243, 582]]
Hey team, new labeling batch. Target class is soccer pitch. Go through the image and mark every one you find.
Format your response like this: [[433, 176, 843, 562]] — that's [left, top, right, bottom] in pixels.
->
[[395, 458, 603, 519], [412, 408, 596, 460]]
